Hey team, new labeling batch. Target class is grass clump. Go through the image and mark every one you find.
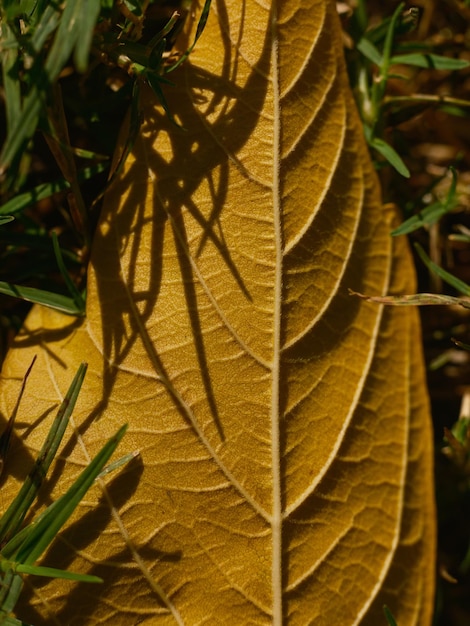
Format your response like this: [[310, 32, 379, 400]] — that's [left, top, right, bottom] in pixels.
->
[[0, 360, 130, 625], [0, 0, 209, 330], [0, 1, 210, 621]]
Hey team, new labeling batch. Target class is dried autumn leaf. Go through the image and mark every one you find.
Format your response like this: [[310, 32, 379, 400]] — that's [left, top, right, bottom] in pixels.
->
[[0, 1, 435, 624]]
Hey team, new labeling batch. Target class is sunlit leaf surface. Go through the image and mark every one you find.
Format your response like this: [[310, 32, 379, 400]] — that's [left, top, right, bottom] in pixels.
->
[[0, 1, 435, 624]]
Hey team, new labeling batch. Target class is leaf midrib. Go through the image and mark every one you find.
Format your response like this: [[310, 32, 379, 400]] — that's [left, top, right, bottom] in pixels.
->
[[270, 4, 283, 625]]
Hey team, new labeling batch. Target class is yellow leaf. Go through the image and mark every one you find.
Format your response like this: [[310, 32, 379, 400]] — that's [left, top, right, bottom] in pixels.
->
[[0, 1, 435, 624]]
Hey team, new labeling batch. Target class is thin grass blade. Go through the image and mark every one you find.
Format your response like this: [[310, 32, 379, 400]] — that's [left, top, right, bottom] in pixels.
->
[[0, 568, 23, 623], [383, 605, 398, 626], [29, 4, 61, 51], [370, 2, 405, 114], [73, 0, 101, 72], [166, 0, 212, 73], [390, 52, 470, 71], [0, 163, 108, 217], [0, 282, 85, 316], [415, 243, 470, 296], [51, 232, 86, 313], [365, 6, 419, 45], [7, 562, 102, 583], [357, 37, 383, 66], [1, 23, 21, 133], [370, 136, 410, 177], [392, 168, 458, 235]]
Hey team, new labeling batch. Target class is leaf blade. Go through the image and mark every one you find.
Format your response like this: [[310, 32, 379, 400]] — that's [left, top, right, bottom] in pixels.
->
[[0, 2, 435, 624]]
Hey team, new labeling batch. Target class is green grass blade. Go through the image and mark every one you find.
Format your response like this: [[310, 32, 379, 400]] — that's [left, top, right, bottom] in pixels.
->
[[0, 217, 14, 225], [415, 243, 470, 296], [383, 605, 398, 626], [352, 0, 367, 36], [0, 163, 108, 217], [42, 0, 83, 79], [392, 167, 458, 235], [23, 0, 49, 23], [357, 37, 383, 66], [29, 4, 61, 52], [382, 3, 405, 66], [147, 73, 182, 128], [51, 232, 86, 313], [390, 53, 470, 71], [0, 87, 44, 177], [0, 232, 80, 263], [96, 451, 139, 480], [1, 23, 21, 133], [0, 282, 85, 315], [73, 0, 101, 72], [447, 165, 458, 201], [391, 202, 449, 236], [166, 0, 212, 73], [0, 569, 24, 624], [372, 2, 405, 106], [365, 6, 419, 45], [6, 562, 102, 583], [0, 180, 69, 216], [69, 147, 109, 161], [370, 136, 410, 177], [146, 11, 180, 54], [449, 233, 470, 243]]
